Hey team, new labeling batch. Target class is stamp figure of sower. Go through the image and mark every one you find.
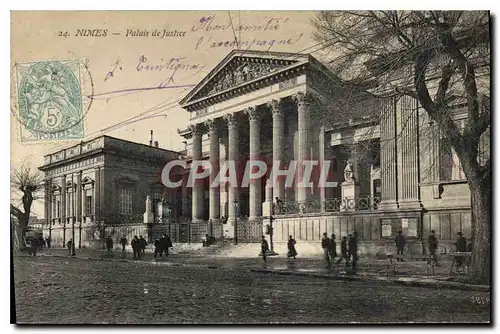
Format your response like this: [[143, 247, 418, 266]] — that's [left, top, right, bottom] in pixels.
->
[[15, 60, 86, 141]]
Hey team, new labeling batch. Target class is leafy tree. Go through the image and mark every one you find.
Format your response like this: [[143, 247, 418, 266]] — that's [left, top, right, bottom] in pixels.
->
[[312, 11, 490, 283]]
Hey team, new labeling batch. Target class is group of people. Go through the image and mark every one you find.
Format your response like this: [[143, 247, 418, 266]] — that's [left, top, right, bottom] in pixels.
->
[[153, 234, 173, 258], [27, 233, 52, 256], [106, 235, 173, 260], [322, 232, 358, 269], [260, 232, 359, 269], [426, 230, 472, 267]]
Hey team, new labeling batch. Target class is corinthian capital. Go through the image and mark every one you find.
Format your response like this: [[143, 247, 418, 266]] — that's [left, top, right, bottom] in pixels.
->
[[267, 99, 282, 116], [244, 106, 260, 121], [204, 119, 218, 133], [223, 113, 237, 128], [293, 91, 313, 107], [188, 123, 205, 137]]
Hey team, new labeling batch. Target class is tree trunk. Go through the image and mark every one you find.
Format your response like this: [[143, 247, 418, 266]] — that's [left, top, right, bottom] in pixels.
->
[[469, 174, 491, 284]]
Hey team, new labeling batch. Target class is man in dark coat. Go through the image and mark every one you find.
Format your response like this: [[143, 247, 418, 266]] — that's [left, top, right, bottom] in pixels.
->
[[154, 239, 161, 258], [328, 234, 337, 261], [348, 232, 358, 269], [139, 236, 147, 256], [336, 236, 349, 265], [106, 236, 113, 252], [46, 236, 52, 249], [428, 230, 439, 266], [395, 231, 406, 262], [321, 233, 331, 268], [455, 232, 467, 266], [131, 236, 139, 260], [120, 236, 127, 252], [261, 235, 269, 262]]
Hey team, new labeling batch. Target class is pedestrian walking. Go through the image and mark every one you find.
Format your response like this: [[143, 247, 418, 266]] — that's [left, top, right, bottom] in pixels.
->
[[321, 233, 331, 268], [131, 236, 140, 260], [120, 236, 127, 252], [139, 236, 147, 256], [455, 232, 467, 266], [349, 232, 358, 269], [166, 235, 173, 256], [261, 235, 269, 262], [46, 236, 52, 249], [67, 238, 73, 256], [30, 238, 38, 256], [154, 239, 161, 258], [328, 234, 337, 261], [336, 236, 349, 266], [287, 235, 297, 259], [37, 233, 45, 253], [106, 236, 114, 252], [395, 231, 406, 262], [428, 230, 439, 266]]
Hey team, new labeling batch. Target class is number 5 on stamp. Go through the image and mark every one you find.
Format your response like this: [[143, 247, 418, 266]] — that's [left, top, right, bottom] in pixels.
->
[[13, 59, 90, 142]]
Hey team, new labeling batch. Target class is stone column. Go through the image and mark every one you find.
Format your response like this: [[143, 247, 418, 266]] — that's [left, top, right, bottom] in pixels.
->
[[294, 92, 312, 205], [224, 113, 239, 238], [76, 172, 82, 223], [397, 95, 422, 209], [61, 175, 67, 245], [44, 178, 51, 226], [190, 124, 204, 222], [94, 168, 100, 221], [318, 126, 326, 212], [206, 119, 220, 222], [268, 99, 285, 202], [246, 106, 262, 220], [181, 171, 189, 217], [99, 168, 105, 221], [378, 97, 399, 210]]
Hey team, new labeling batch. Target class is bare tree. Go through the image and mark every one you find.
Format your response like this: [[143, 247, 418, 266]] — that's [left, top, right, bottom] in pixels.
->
[[10, 164, 44, 237], [312, 11, 490, 283]]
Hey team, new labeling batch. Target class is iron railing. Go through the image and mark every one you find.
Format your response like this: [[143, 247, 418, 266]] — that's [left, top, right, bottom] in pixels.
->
[[273, 196, 381, 215]]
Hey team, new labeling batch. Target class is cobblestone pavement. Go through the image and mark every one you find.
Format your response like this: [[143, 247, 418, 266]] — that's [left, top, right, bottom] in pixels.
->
[[25, 248, 470, 279], [13, 256, 490, 324]]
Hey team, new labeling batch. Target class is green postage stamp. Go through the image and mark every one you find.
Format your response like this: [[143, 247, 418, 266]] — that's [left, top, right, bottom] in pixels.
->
[[14, 59, 88, 142]]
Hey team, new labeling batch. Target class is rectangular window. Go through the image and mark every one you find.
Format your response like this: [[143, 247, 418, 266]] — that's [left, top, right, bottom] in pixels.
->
[[119, 188, 134, 215], [85, 195, 93, 216]]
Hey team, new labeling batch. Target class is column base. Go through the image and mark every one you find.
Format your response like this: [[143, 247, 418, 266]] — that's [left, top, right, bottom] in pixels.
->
[[377, 200, 399, 211], [224, 221, 236, 239], [398, 199, 422, 210], [191, 218, 205, 223]]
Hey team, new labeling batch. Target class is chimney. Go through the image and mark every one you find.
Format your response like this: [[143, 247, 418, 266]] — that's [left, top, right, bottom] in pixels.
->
[[149, 130, 153, 146], [154, 141, 159, 148]]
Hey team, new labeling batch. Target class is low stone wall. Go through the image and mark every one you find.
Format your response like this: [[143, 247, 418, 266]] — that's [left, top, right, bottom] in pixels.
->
[[270, 208, 471, 257]]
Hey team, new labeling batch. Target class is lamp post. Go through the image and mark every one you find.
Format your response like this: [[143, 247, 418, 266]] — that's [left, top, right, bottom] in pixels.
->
[[233, 198, 238, 245], [264, 197, 278, 256]]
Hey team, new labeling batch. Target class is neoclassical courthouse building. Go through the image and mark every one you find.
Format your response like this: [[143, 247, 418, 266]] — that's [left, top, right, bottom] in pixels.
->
[[39, 50, 488, 255]]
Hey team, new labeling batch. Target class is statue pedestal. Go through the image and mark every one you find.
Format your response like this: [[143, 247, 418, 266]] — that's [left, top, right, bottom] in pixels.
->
[[143, 212, 154, 224], [341, 181, 360, 211], [144, 195, 154, 224]]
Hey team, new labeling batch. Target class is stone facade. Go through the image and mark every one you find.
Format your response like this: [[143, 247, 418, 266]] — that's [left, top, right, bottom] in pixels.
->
[[175, 50, 484, 255], [38, 135, 181, 248]]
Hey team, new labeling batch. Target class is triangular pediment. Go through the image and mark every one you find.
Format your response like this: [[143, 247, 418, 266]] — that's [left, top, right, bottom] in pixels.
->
[[180, 50, 310, 107]]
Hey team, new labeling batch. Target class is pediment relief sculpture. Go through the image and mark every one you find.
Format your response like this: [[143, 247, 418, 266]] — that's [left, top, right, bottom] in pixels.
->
[[191, 58, 291, 101]]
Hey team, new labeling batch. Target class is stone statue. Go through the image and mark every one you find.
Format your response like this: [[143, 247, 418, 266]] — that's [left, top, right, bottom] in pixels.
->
[[344, 160, 355, 182]]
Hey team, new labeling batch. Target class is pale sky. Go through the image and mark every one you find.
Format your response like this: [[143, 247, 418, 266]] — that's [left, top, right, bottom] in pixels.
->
[[10, 10, 329, 217]]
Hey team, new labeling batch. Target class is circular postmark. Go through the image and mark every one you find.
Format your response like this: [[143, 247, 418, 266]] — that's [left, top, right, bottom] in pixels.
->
[[11, 58, 94, 141]]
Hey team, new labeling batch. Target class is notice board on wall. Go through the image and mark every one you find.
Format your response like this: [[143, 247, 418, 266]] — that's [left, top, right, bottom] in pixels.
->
[[380, 217, 420, 239]]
